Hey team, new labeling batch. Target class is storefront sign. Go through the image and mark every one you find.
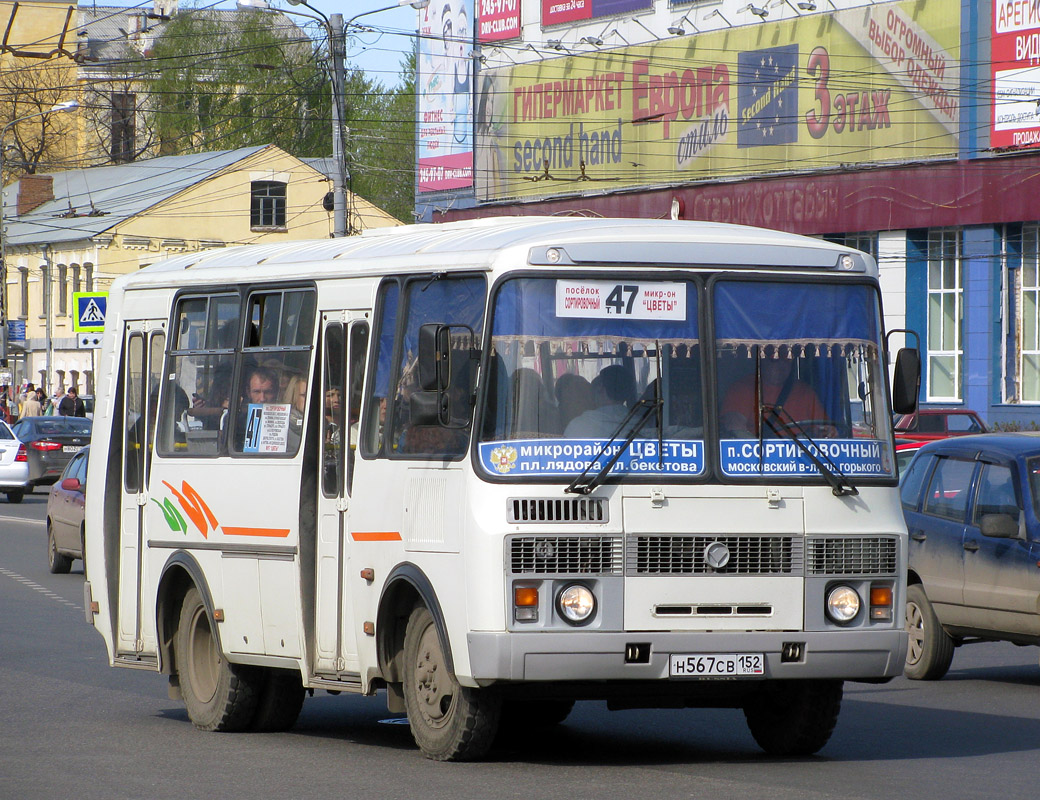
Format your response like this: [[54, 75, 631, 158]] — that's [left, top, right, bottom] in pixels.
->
[[478, 0, 520, 42]]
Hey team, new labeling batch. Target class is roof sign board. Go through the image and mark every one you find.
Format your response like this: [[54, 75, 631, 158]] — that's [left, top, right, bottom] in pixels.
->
[[73, 292, 108, 333]]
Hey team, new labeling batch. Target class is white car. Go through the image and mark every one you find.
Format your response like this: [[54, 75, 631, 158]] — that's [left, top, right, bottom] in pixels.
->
[[0, 420, 30, 503]]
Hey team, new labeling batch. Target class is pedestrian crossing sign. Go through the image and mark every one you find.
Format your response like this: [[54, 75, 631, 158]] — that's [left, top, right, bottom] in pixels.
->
[[73, 292, 108, 333]]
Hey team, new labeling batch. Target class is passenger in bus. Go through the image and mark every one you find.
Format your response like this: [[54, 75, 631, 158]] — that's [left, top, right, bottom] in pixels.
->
[[284, 374, 307, 450], [554, 373, 594, 432], [246, 366, 280, 405], [563, 365, 637, 439], [720, 351, 830, 438]]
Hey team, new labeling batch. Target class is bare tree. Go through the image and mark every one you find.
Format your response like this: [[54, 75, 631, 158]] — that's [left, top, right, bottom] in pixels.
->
[[0, 59, 79, 183]]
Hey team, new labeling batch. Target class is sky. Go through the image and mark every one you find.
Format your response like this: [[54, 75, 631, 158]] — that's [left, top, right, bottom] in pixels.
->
[[231, 1, 421, 88]]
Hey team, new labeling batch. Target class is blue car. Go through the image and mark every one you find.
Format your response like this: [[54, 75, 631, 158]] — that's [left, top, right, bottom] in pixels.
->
[[900, 434, 1040, 680]]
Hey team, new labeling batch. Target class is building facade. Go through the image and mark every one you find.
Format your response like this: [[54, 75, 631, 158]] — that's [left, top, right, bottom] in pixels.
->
[[1, 144, 400, 393], [416, 0, 1040, 427]]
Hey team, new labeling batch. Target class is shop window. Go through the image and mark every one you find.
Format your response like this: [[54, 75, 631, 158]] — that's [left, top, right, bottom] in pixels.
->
[[250, 181, 286, 229], [926, 229, 963, 401]]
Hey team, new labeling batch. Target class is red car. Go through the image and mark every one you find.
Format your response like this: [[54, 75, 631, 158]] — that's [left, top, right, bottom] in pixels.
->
[[46, 446, 88, 574], [893, 408, 987, 442]]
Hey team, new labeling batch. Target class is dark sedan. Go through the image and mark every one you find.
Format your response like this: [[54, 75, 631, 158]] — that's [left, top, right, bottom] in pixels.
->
[[10, 416, 92, 489], [900, 434, 1040, 680]]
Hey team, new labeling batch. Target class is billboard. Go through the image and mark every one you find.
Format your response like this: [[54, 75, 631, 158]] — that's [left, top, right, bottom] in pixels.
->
[[542, 0, 652, 27], [478, 0, 520, 42], [992, 1, 1040, 148], [475, 0, 960, 201], [419, 0, 475, 192]]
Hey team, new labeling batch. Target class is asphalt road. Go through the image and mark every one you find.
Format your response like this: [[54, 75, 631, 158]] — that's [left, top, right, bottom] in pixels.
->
[[2, 493, 1039, 800]]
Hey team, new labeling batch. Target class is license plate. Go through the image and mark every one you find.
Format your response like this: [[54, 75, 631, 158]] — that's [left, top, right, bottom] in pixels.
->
[[63, 445, 83, 454], [669, 653, 764, 677]]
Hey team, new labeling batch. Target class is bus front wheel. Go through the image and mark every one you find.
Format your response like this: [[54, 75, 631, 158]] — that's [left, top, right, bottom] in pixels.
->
[[176, 587, 259, 732], [402, 605, 501, 761], [742, 679, 843, 756]]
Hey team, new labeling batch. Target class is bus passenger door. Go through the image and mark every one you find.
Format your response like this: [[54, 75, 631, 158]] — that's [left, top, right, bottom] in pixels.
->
[[116, 322, 166, 659], [313, 316, 368, 677]]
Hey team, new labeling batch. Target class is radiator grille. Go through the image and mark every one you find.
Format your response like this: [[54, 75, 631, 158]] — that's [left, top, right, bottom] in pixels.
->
[[627, 536, 801, 575], [509, 536, 623, 575], [507, 497, 608, 524], [807, 537, 898, 575]]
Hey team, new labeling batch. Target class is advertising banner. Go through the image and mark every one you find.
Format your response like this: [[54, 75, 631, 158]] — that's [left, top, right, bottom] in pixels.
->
[[478, 0, 520, 42], [475, 0, 960, 201], [542, 0, 652, 27], [419, 0, 475, 192], [992, 1, 1040, 148]]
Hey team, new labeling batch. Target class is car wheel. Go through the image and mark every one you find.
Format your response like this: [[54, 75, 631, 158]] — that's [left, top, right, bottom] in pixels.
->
[[5, 490, 24, 503], [403, 605, 501, 761], [904, 583, 954, 680], [743, 679, 844, 757], [250, 668, 305, 732], [176, 587, 259, 731], [47, 523, 72, 574]]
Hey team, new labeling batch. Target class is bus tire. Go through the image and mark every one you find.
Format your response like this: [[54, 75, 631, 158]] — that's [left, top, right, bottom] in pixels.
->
[[403, 605, 501, 761], [501, 698, 575, 729], [250, 668, 305, 732], [47, 523, 72, 574], [742, 679, 843, 757], [176, 587, 259, 732], [904, 583, 954, 681]]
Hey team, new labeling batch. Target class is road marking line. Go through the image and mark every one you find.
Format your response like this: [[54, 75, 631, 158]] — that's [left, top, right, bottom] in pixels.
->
[[0, 566, 82, 611], [0, 515, 46, 527]]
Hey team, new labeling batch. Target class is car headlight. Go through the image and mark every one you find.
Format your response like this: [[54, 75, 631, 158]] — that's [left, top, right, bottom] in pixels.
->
[[557, 584, 595, 625], [826, 584, 861, 625]]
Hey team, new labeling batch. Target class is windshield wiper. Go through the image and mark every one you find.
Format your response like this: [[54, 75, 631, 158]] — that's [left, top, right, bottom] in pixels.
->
[[565, 396, 662, 495], [761, 406, 859, 497]]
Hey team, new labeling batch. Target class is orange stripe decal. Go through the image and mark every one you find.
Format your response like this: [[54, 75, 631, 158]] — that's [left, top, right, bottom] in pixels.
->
[[221, 526, 291, 538], [351, 531, 402, 542]]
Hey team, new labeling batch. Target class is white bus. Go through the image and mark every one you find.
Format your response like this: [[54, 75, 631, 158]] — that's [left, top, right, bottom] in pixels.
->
[[84, 217, 918, 760]]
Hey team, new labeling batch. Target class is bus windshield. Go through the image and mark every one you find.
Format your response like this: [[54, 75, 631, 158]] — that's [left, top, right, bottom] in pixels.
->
[[477, 275, 894, 481]]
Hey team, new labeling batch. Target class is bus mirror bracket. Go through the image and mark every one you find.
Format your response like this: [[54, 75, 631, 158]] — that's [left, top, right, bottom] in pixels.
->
[[887, 328, 921, 415]]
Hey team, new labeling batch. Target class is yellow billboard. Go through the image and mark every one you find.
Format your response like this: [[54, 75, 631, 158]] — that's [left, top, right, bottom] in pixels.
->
[[475, 0, 960, 201]]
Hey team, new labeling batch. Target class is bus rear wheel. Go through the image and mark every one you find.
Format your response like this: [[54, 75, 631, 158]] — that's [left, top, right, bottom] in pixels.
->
[[250, 668, 305, 732], [176, 587, 259, 732], [402, 605, 501, 761], [742, 679, 843, 756]]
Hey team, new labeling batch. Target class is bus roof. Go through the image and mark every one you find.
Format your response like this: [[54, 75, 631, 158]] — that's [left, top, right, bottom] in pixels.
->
[[119, 217, 876, 289]]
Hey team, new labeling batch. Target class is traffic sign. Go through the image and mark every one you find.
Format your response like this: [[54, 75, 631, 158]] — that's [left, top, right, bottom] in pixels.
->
[[73, 292, 108, 333], [77, 333, 104, 349]]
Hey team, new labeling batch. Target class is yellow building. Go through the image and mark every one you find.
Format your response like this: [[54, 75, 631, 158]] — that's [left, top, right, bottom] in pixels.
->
[[0, 1, 80, 181], [1, 143, 400, 393]]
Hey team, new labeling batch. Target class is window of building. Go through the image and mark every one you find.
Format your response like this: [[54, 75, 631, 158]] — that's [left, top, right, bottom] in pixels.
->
[[72, 264, 81, 296], [926, 229, 963, 401], [58, 265, 68, 315], [18, 267, 28, 318], [1020, 225, 1040, 401], [84, 263, 94, 292], [823, 233, 878, 260], [250, 181, 287, 229], [111, 92, 136, 163]]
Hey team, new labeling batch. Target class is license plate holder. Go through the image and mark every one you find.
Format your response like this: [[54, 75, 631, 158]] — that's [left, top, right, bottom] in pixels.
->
[[669, 653, 764, 678]]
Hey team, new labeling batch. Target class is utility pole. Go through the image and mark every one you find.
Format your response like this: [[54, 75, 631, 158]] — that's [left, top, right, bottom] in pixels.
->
[[329, 12, 349, 237]]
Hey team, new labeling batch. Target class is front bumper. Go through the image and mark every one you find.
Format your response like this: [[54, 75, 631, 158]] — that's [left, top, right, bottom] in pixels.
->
[[468, 628, 907, 683]]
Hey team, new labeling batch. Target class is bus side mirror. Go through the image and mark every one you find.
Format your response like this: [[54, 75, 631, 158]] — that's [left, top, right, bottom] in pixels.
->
[[418, 323, 451, 392], [891, 347, 921, 415]]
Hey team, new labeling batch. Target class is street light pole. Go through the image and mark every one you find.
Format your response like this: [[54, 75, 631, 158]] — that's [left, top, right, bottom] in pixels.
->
[[0, 99, 78, 370]]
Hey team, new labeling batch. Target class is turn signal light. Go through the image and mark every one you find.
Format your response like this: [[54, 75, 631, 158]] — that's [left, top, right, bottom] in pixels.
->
[[870, 584, 893, 621], [514, 587, 538, 607]]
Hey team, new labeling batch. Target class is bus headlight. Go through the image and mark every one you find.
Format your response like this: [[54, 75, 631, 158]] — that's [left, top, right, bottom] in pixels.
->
[[825, 585, 861, 625], [557, 584, 595, 625]]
